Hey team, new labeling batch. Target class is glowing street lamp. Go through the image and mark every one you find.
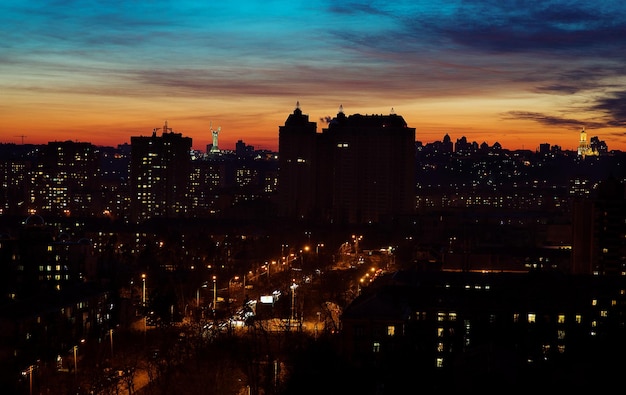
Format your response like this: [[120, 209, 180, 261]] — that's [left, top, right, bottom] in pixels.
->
[[109, 328, 114, 359], [22, 365, 35, 395], [73, 345, 78, 377], [352, 234, 363, 255], [290, 280, 298, 322], [212, 275, 217, 315], [73, 339, 85, 378], [197, 281, 208, 307], [141, 273, 147, 306]]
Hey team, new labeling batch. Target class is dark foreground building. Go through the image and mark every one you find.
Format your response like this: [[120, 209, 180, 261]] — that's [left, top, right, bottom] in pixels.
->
[[340, 269, 626, 391]]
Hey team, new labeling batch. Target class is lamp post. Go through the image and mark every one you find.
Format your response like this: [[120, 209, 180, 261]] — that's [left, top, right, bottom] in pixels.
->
[[290, 280, 298, 322], [73, 339, 84, 378], [23, 365, 34, 395], [109, 328, 114, 359], [73, 345, 78, 377], [197, 282, 208, 307], [141, 273, 146, 306], [212, 275, 217, 316]]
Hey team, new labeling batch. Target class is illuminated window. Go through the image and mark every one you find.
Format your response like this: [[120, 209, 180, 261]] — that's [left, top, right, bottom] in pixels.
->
[[557, 329, 565, 340], [592, 299, 598, 306], [437, 342, 444, 352], [436, 357, 444, 368], [600, 310, 608, 318], [437, 327, 444, 337], [449, 312, 457, 321], [557, 315, 565, 324], [437, 312, 446, 321], [575, 314, 582, 324], [591, 320, 597, 327], [513, 313, 519, 323], [528, 313, 536, 323], [372, 342, 380, 353], [387, 326, 395, 336]]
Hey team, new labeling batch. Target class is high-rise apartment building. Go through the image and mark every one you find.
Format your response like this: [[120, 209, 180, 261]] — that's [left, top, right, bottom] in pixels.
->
[[0, 158, 30, 216], [278, 103, 416, 224], [29, 141, 100, 217], [572, 176, 626, 275], [129, 122, 192, 223], [278, 102, 318, 220]]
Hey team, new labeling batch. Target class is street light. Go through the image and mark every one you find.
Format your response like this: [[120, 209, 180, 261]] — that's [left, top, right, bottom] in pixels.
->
[[141, 273, 146, 306], [290, 280, 298, 322], [73, 345, 77, 377], [197, 281, 208, 307], [109, 328, 114, 359], [352, 234, 362, 255], [22, 365, 35, 395], [73, 339, 85, 378], [212, 275, 217, 315]]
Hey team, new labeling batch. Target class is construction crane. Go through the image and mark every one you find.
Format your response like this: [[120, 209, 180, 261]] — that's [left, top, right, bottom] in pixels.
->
[[14, 135, 27, 144]]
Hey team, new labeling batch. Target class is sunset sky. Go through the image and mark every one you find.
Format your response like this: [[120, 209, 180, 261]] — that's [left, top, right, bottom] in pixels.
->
[[2, 1, 626, 152]]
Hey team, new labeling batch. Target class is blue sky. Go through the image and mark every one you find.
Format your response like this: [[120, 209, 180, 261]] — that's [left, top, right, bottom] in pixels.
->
[[2, 0, 625, 151]]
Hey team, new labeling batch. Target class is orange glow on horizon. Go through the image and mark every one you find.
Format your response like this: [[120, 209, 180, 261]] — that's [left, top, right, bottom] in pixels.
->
[[2, 97, 623, 153]]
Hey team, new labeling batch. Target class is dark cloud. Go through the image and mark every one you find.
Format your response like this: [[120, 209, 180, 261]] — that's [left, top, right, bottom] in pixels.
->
[[533, 84, 582, 95], [591, 91, 626, 127], [442, 2, 626, 57], [502, 111, 596, 129]]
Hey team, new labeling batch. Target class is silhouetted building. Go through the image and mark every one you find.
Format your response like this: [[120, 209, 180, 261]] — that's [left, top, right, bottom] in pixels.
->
[[235, 139, 255, 158], [0, 214, 113, 391], [278, 103, 415, 224], [278, 102, 318, 220], [2, 215, 97, 299], [572, 176, 626, 275], [129, 122, 192, 223], [340, 269, 626, 391]]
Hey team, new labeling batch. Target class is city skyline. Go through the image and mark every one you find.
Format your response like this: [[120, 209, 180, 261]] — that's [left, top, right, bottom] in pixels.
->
[[2, 1, 626, 152]]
